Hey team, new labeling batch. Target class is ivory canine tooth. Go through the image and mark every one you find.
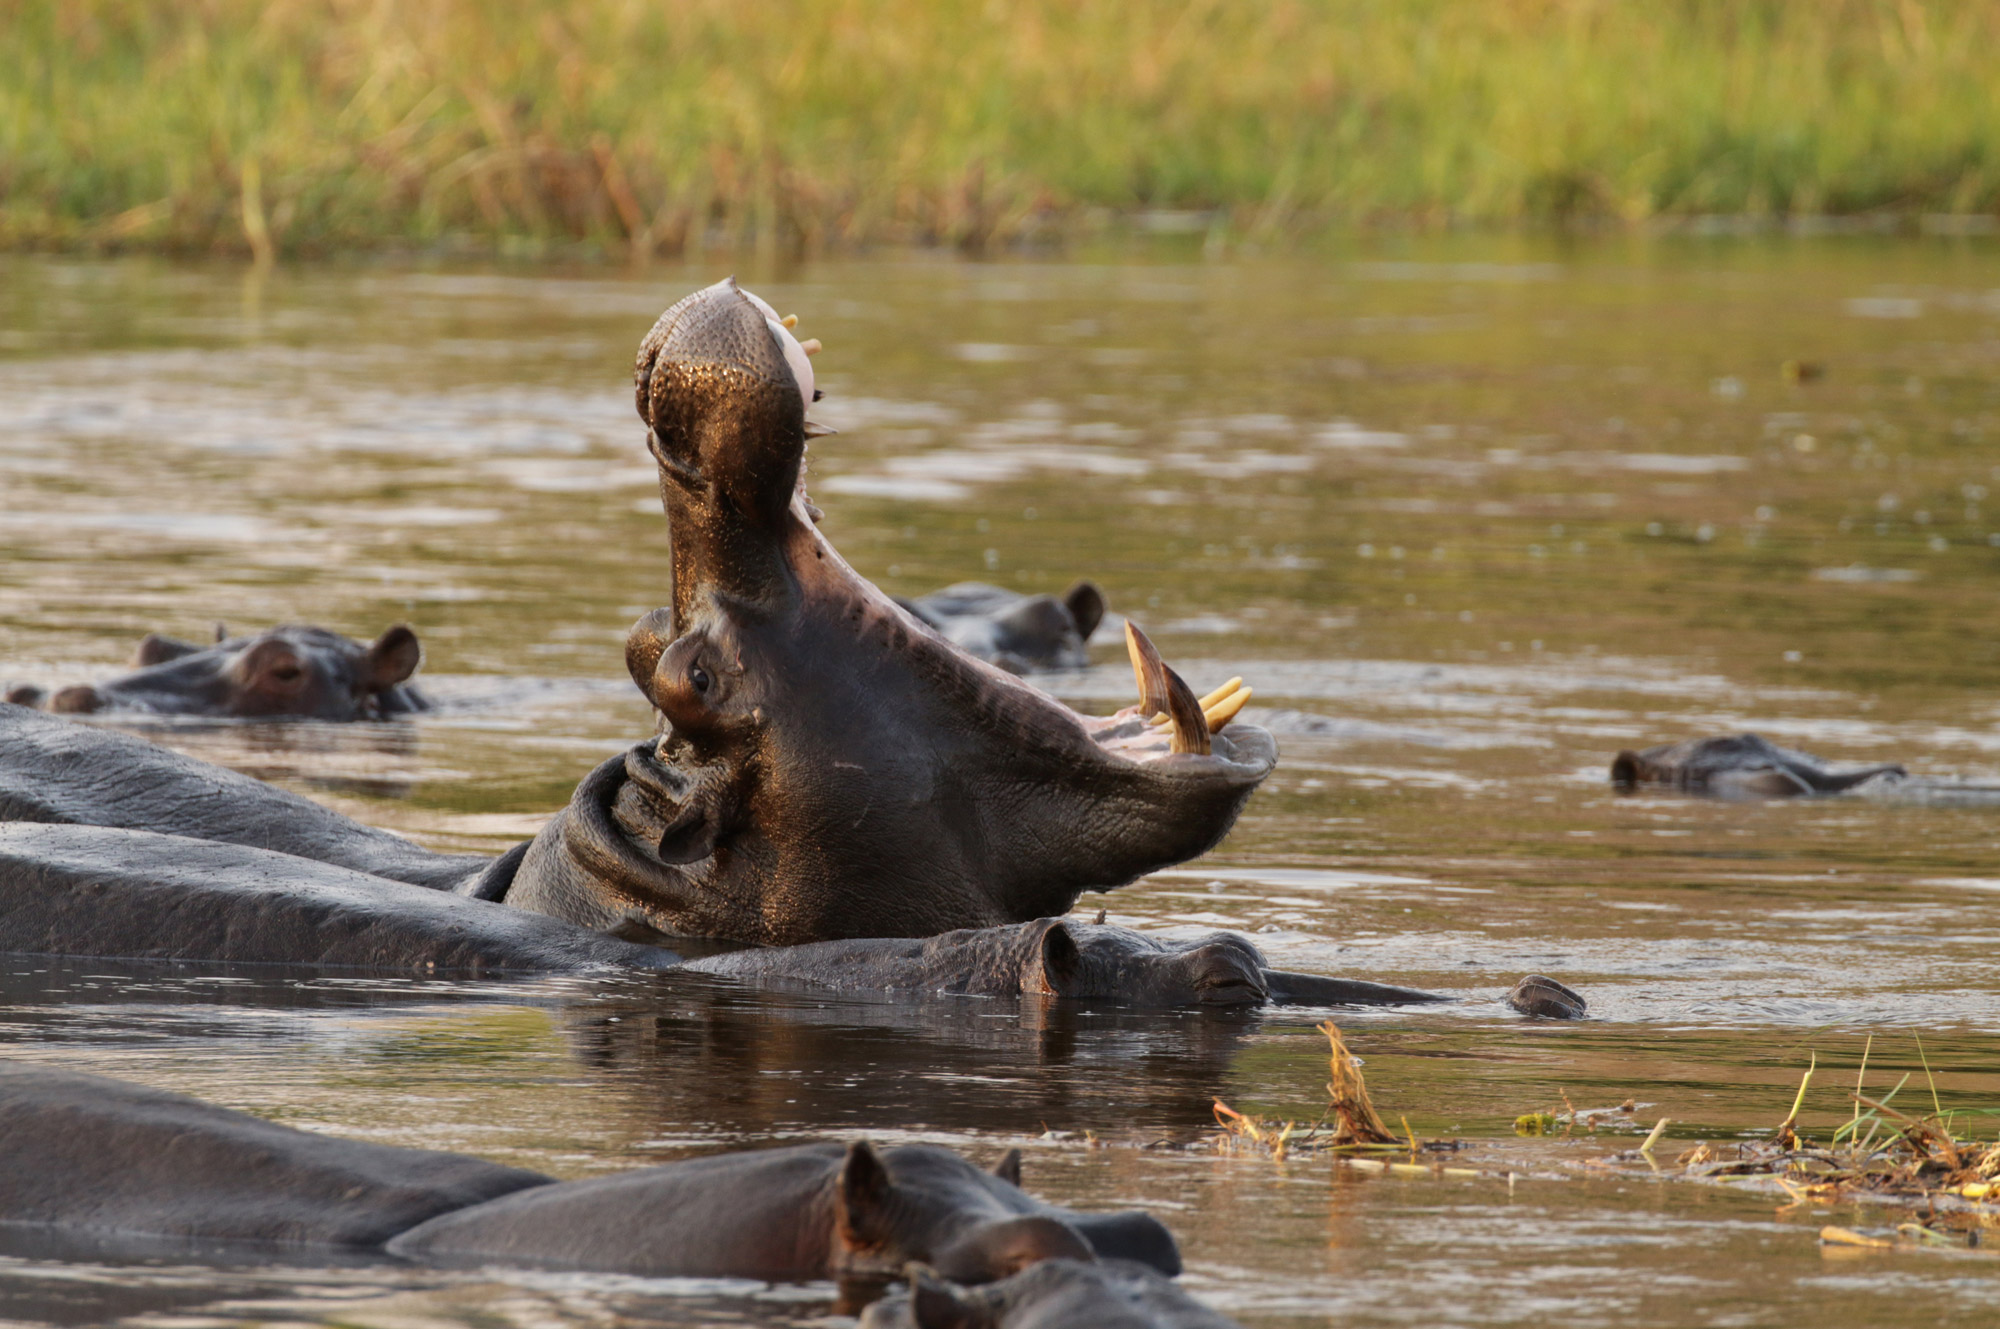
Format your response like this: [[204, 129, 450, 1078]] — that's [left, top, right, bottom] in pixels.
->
[[1197, 677, 1243, 710], [781, 314, 799, 328], [1204, 685, 1251, 732], [799, 338, 823, 357], [1124, 622, 1209, 756]]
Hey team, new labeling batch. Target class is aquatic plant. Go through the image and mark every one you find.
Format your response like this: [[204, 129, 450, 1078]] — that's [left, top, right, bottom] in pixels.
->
[[9, 1, 2000, 256]]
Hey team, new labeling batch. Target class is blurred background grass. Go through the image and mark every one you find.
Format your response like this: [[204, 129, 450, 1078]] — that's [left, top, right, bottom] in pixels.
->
[[6, 0, 2000, 259]]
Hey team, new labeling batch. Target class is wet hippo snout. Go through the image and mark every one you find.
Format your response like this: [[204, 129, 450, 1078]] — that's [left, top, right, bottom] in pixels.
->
[[49, 685, 106, 714]]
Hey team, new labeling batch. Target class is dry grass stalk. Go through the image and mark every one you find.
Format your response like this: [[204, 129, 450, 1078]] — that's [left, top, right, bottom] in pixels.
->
[[1319, 1020, 1398, 1146]]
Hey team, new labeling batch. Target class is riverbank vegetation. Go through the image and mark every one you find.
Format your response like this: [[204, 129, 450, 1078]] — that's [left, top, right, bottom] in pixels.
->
[[8, 1, 2000, 258]]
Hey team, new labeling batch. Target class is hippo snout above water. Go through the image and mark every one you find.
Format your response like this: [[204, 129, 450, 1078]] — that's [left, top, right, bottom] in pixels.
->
[[864, 1259, 1244, 1329], [1611, 733, 1905, 798], [7, 623, 428, 721], [686, 916, 1586, 1017]]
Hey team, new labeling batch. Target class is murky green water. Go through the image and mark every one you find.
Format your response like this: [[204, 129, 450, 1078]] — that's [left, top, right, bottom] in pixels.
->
[[2, 240, 1998, 1326]]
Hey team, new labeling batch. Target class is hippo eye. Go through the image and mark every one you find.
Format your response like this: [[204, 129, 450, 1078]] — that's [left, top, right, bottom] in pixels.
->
[[690, 666, 711, 694]]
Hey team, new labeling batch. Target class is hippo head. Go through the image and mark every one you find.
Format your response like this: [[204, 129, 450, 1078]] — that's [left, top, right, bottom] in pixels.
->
[[833, 1143, 1099, 1285], [1028, 918, 1270, 1007], [43, 625, 425, 720], [554, 279, 1274, 944]]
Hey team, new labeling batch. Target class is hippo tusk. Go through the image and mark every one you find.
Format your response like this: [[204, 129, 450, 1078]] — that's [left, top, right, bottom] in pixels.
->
[[781, 314, 798, 328], [1203, 684, 1251, 733], [803, 421, 838, 437], [798, 337, 822, 357], [1197, 677, 1242, 711], [1123, 622, 1210, 756]]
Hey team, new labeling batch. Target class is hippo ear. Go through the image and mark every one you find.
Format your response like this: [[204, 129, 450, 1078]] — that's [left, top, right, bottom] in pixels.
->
[[213, 621, 229, 644], [1062, 581, 1105, 641], [907, 1266, 992, 1329], [364, 626, 423, 690], [1038, 921, 1084, 996], [134, 633, 203, 667], [990, 1148, 1022, 1188], [1609, 751, 1641, 788], [835, 1140, 893, 1243]]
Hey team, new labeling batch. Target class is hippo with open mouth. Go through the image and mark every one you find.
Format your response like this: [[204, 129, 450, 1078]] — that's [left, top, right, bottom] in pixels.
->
[[0, 278, 1273, 959], [499, 278, 1274, 945], [4, 623, 427, 720]]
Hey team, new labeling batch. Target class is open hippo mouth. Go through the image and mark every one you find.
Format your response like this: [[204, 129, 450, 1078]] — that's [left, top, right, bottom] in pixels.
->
[[507, 278, 1275, 946]]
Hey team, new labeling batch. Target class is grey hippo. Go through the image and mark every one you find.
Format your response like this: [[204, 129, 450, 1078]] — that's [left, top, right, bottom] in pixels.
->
[[864, 1259, 1243, 1329], [686, 914, 1588, 1017], [4, 623, 428, 719], [1610, 733, 1905, 798], [0, 1064, 1178, 1284], [0, 278, 1272, 959], [896, 580, 1107, 673]]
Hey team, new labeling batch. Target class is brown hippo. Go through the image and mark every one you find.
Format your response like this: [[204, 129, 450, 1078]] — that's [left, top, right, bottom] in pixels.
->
[[864, 1260, 1243, 1329], [0, 1065, 1177, 1283], [0, 278, 1273, 962], [1610, 733, 1905, 799], [4, 623, 427, 720], [894, 581, 1107, 674]]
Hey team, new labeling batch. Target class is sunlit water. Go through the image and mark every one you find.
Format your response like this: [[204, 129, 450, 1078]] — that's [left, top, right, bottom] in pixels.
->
[[2, 241, 1998, 1326]]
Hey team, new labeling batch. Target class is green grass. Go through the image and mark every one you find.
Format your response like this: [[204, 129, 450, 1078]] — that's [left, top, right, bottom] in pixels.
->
[[7, 0, 2000, 257]]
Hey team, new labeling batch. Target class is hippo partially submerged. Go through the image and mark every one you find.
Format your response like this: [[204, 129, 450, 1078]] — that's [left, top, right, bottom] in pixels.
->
[[896, 581, 1106, 673], [0, 1064, 1178, 1283], [1610, 733, 1905, 798], [3, 623, 427, 720], [686, 915, 1445, 1008]]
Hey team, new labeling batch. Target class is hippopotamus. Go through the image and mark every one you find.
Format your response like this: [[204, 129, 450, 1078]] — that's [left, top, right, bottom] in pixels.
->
[[1610, 733, 1906, 798], [0, 1065, 1179, 1284], [687, 915, 1442, 1008], [894, 581, 1106, 673], [865, 1260, 1241, 1329], [3, 623, 428, 719], [0, 278, 1274, 960]]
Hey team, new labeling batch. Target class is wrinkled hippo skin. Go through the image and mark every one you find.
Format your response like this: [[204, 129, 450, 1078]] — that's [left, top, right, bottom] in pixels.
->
[[895, 582, 1106, 674], [504, 279, 1273, 945], [1611, 733, 1905, 798], [686, 915, 1453, 1010], [5, 624, 428, 720], [0, 1065, 546, 1246], [392, 1140, 1178, 1283], [864, 1260, 1241, 1329], [0, 1066, 1176, 1283]]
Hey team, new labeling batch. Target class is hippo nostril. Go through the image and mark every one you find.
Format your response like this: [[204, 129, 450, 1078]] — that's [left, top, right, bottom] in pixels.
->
[[50, 685, 105, 714]]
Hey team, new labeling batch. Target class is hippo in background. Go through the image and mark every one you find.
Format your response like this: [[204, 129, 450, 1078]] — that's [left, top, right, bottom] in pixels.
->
[[1611, 733, 1905, 799], [865, 1259, 1242, 1329], [0, 1065, 1178, 1285], [895, 581, 1106, 674], [687, 915, 1587, 1017], [4, 623, 428, 720]]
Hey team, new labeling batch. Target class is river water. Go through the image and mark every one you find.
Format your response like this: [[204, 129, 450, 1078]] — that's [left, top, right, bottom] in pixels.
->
[[1, 241, 1997, 1326]]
